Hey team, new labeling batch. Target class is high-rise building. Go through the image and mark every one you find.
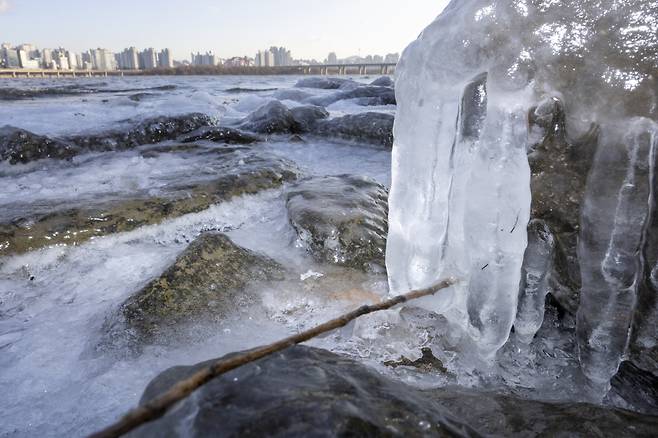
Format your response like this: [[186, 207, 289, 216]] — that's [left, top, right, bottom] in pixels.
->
[[54, 51, 70, 70], [269, 46, 292, 66], [265, 50, 274, 67], [327, 52, 338, 64], [158, 48, 173, 68], [67, 51, 78, 70], [384, 53, 400, 63], [17, 43, 38, 59], [1, 45, 20, 68], [17, 49, 39, 68], [191, 51, 217, 66], [140, 48, 157, 69], [41, 48, 53, 68], [254, 51, 263, 67], [117, 47, 140, 70], [255, 49, 276, 67], [89, 48, 117, 70]]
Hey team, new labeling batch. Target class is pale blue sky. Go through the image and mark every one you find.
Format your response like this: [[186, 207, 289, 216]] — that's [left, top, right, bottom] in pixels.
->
[[0, 0, 450, 61]]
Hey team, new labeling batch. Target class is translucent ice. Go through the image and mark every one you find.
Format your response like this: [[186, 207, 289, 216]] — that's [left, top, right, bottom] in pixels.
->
[[387, 0, 658, 370], [516, 220, 555, 344]]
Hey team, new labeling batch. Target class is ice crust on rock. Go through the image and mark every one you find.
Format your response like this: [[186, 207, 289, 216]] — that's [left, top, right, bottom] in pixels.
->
[[387, 0, 658, 377]]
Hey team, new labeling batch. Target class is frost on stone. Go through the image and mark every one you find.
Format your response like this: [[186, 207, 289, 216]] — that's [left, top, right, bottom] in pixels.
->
[[387, 0, 658, 378]]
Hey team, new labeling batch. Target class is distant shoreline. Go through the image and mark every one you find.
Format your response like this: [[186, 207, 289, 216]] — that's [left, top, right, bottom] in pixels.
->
[[0, 64, 396, 79]]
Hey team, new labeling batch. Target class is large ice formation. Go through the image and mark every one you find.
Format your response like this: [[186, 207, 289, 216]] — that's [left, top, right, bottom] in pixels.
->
[[387, 0, 658, 388]]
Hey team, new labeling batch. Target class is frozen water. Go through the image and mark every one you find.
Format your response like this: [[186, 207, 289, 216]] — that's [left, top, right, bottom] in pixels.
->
[[387, 1, 533, 358], [387, 0, 658, 386], [0, 75, 393, 437], [515, 220, 555, 343], [577, 121, 657, 392]]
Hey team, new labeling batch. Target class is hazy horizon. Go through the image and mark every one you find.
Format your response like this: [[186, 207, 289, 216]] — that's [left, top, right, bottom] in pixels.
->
[[0, 0, 450, 61]]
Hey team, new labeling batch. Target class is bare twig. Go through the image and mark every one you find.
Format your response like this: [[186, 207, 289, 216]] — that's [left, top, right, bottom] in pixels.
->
[[88, 277, 457, 438]]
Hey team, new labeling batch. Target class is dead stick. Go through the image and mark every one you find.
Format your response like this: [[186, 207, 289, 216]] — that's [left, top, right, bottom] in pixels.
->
[[88, 277, 457, 438]]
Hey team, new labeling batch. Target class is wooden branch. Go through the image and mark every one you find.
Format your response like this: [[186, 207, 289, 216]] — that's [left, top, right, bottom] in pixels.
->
[[88, 277, 457, 438]]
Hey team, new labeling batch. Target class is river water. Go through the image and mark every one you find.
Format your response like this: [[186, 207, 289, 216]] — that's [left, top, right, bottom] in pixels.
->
[[0, 75, 395, 437]]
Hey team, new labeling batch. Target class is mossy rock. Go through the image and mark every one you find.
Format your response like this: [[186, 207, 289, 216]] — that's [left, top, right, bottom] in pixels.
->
[[0, 150, 298, 256], [120, 232, 283, 339]]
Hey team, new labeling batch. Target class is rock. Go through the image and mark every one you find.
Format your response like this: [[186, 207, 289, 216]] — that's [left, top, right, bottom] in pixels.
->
[[128, 93, 157, 102], [370, 76, 394, 87], [526, 98, 599, 315], [384, 347, 448, 373], [0, 85, 91, 101], [289, 105, 329, 132], [0, 150, 298, 256], [224, 87, 278, 93], [238, 102, 329, 135], [306, 85, 396, 107], [608, 361, 658, 415], [65, 113, 215, 152], [181, 126, 261, 144], [119, 233, 283, 340], [294, 77, 359, 90], [312, 112, 394, 147], [130, 346, 658, 437], [0, 126, 80, 164], [238, 101, 298, 134], [272, 88, 313, 102], [286, 175, 388, 271]]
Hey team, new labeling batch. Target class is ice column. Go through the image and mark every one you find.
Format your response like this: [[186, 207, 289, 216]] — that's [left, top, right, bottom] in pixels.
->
[[577, 122, 658, 391], [386, 1, 532, 357], [515, 220, 555, 343]]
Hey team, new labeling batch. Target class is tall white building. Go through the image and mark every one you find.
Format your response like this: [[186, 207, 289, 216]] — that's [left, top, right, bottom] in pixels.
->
[[90, 48, 117, 70], [117, 47, 140, 70], [17, 49, 39, 68], [255, 49, 275, 67], [158, 48, 173, 68], [67, 51, 78, 70], [141, 48, 157, 69], [269, 46, 292, 66], [1, 45, 20, 68], [75, 53, 85, 70], [41, 48, 53, 68], [55, 52, 70, 70], [191, 51, 217, 66]]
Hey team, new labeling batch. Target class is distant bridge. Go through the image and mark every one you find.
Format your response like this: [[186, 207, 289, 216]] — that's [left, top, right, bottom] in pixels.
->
[[299, 63, 396, 75], [0, 63, 397, 79]]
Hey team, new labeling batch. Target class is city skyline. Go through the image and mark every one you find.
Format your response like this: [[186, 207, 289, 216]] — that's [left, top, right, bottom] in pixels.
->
[[0, 0, 450, 61], [1, 40, 401, 71]]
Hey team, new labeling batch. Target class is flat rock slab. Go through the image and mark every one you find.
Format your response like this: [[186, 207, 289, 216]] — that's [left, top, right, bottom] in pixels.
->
[[294, 77, 359, 90], [312, 112, 394, 148], [131, 346, 658, 437], [305, 85, 396, 107], [0, 149, 298, 256], [0, 114, 217, 165], [66, 113, 216, 152], [181, 126, 262, 144]]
